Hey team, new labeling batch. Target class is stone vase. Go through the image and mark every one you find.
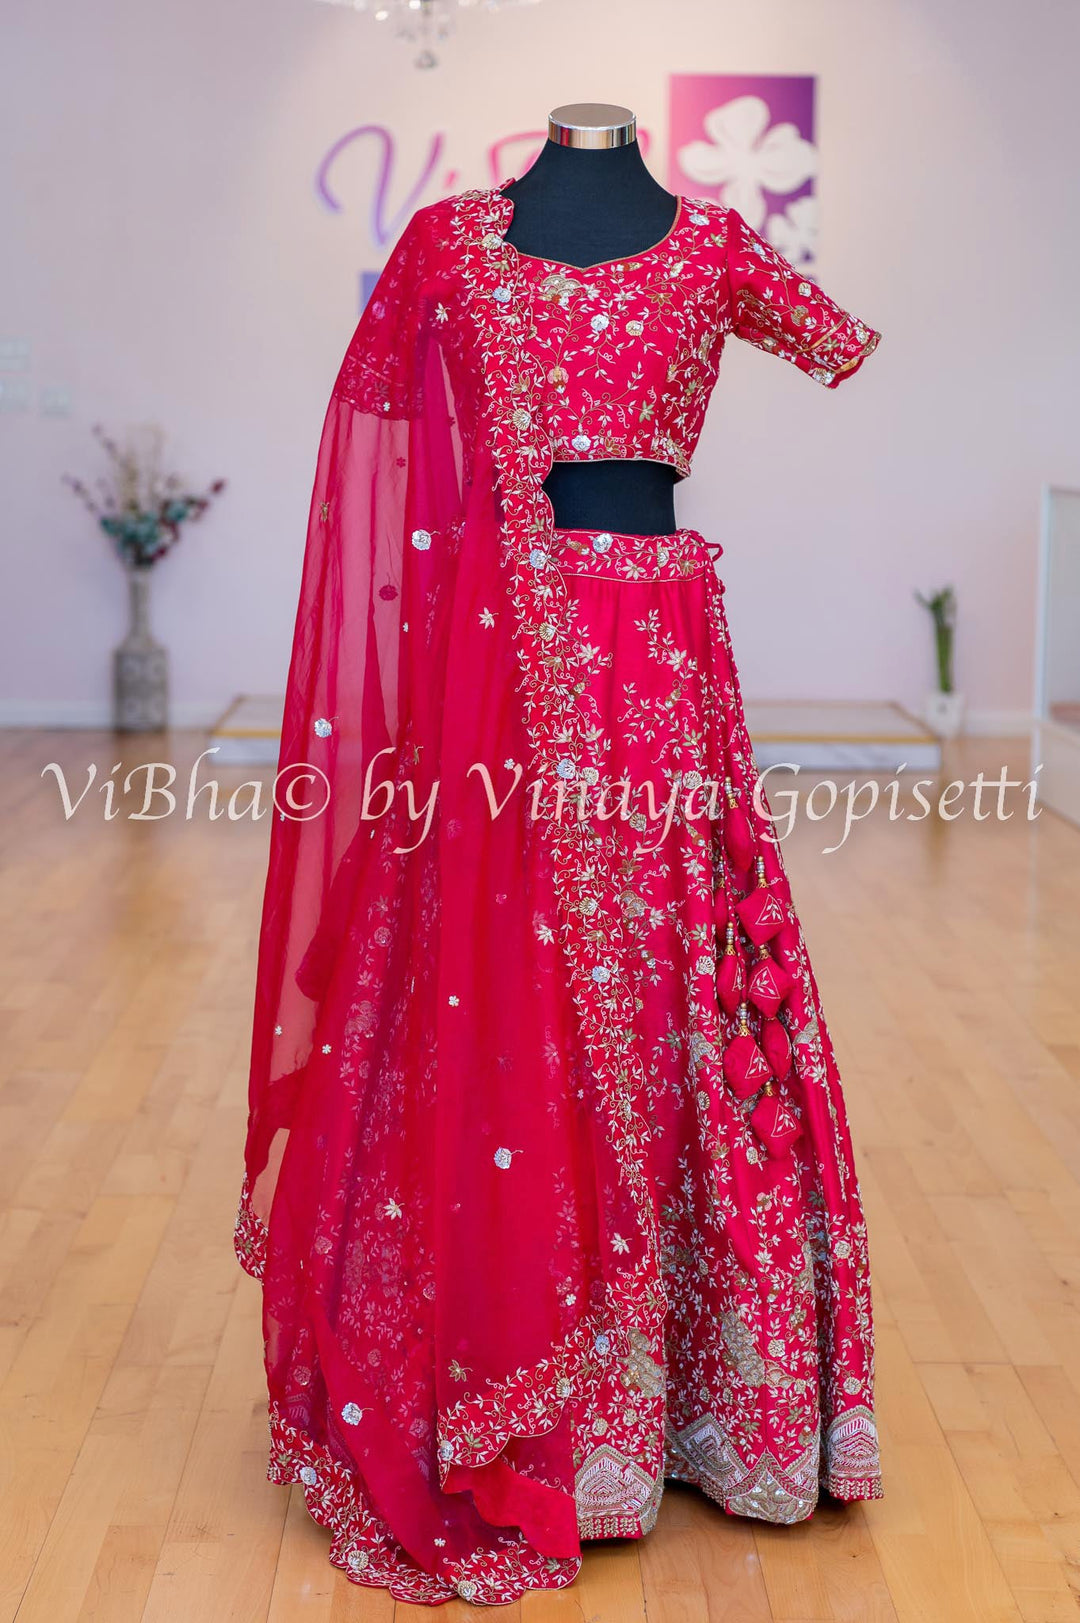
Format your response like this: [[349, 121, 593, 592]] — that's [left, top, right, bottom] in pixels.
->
[[114, 565, 168, 731]]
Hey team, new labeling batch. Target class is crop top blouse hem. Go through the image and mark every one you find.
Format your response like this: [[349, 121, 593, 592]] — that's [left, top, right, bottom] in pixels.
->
[[341, 187, 882, 483], [473, 185, 882, 482]]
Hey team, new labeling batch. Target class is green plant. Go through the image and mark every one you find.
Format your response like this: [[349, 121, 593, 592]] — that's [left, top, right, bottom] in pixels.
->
[[915, 585, 956, 693]]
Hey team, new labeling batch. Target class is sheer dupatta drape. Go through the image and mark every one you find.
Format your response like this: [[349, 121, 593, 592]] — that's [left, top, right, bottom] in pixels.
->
[[234, 196, 653, 1599]]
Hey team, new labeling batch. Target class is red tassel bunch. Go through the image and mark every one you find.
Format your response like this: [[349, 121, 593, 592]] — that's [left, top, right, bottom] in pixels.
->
[[715, 816, 802, 1160]]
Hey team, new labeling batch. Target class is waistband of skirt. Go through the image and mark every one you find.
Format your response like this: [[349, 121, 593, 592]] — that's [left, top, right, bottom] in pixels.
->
[[549, 525, 721, 583]]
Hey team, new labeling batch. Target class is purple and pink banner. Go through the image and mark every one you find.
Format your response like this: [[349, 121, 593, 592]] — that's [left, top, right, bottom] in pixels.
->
[[668, 73, 818, 269]]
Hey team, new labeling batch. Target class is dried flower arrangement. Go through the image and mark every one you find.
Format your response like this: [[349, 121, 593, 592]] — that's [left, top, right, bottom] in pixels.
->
[[64, 423, 225, 569]]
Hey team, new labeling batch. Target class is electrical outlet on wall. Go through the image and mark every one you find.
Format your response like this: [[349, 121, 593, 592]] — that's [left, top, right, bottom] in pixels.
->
[[40, 385, 73, 417], [0, 337, 31, 371], [0, 377, 30, 411]]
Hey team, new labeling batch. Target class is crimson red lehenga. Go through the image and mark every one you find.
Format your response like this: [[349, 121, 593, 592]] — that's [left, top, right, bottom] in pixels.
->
[[233, 180, 883, 1605]]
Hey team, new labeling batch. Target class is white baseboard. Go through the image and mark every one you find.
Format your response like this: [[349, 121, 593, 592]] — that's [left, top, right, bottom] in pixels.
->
[[962, 708, 1033, 737], [0, 699, 1037, 738], [0, 699, 224, 729]]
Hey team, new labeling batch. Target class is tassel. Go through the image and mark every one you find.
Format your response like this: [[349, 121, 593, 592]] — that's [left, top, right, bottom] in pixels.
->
[[761, 1015, 793, 1079], [735, 856, 787, 945], [716, 920, 745, 1014], [747, 946, 794, 1017], [750, 1083, 801, 1158], [723, 1003, 772, 1100], [722, 776, 755, 873]]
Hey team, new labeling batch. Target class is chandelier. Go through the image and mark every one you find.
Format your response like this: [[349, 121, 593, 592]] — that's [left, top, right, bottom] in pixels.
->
[[316, 0, 541, 69]]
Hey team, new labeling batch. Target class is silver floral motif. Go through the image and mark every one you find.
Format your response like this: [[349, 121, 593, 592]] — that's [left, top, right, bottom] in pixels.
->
[[512, 407, 532, 430], [314, 717, 332, 737], [341, 1401, 366, 1425], [492, 286, 512, 304], [457, 1582, 478, 1601], [592, 532, 614, 554], [626, 319, 645, 336], [594, 1332, 612, 1356], [555, 759, 576, 779], [493, 1146, 516, 1169], [690, 211, 710, 224], [529, 549, 548, 569], [571, 433, 592, 451], [347, 1549, 370, 1572], [590, 313, 610, 333], [299, 1465, 318, 1485], [438, 1439, 453, 1460], [591, 965, 611, 984]]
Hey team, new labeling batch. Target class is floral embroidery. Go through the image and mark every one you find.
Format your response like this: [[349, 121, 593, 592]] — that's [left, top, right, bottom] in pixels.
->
[[505, 191, 878, 477], [232, 178, 883, 1609]]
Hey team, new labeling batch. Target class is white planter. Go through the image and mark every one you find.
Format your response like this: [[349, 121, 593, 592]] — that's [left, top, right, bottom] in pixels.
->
[[924, 690, 965, 739]]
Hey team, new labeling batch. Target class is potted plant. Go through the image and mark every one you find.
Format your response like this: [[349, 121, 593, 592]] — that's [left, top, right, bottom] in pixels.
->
[[65, 424, 225, 731], [915, 584, 964, 738]]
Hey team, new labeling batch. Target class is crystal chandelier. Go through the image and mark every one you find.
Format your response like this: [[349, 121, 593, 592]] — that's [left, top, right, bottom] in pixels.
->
[[316, 0, 541, 69]]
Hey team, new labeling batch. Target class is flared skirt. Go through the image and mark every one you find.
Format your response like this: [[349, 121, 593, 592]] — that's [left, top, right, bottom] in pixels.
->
[[234, 523, 882, 1606]]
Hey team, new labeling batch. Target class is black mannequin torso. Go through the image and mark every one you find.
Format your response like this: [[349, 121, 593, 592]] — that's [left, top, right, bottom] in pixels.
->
[[504, 136, 681, 536]]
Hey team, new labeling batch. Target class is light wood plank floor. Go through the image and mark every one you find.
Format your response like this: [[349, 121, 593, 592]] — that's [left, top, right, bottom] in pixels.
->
[[2, 728, 1079, 1623]]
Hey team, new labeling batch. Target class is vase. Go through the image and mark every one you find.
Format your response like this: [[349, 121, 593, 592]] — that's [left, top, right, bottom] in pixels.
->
[[924, 689, 965, 739], [114, 566, 168, 731]]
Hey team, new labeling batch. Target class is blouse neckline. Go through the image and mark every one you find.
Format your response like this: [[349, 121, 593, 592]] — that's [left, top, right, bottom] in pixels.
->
[[488, 179, 687, 275]]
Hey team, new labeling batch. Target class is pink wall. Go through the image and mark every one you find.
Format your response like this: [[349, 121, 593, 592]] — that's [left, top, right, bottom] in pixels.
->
[[2, 0, 1077, 729]]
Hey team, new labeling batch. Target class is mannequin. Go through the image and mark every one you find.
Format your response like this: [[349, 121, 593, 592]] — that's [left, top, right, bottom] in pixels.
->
[[504, 104, 680, 536]]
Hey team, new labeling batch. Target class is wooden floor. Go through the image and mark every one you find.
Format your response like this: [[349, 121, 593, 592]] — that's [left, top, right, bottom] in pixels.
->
[[3, 728, 1080, 1623]]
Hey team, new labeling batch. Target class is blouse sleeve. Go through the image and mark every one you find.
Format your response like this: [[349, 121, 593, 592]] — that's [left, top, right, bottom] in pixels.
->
[[724, 209, 881, 387]]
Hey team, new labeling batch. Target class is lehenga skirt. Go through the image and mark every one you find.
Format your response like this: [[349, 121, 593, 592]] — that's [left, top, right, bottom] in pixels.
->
[[237, 523, 882, 1606]]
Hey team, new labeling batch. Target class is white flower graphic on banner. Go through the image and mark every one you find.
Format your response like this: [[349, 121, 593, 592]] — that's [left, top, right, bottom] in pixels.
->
[[676, 95, 818, 232], [766, 194, 819, 267]]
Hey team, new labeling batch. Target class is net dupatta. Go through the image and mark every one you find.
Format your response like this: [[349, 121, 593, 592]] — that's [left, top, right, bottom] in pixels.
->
[[233, 187, 670, 1600]]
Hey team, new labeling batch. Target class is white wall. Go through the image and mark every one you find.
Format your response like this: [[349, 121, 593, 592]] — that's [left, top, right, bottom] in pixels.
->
[[2, 0, 1077, 728]]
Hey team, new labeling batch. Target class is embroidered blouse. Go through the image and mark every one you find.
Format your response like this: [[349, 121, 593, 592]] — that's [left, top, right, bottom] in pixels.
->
[[349, 187, 881, 481]]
